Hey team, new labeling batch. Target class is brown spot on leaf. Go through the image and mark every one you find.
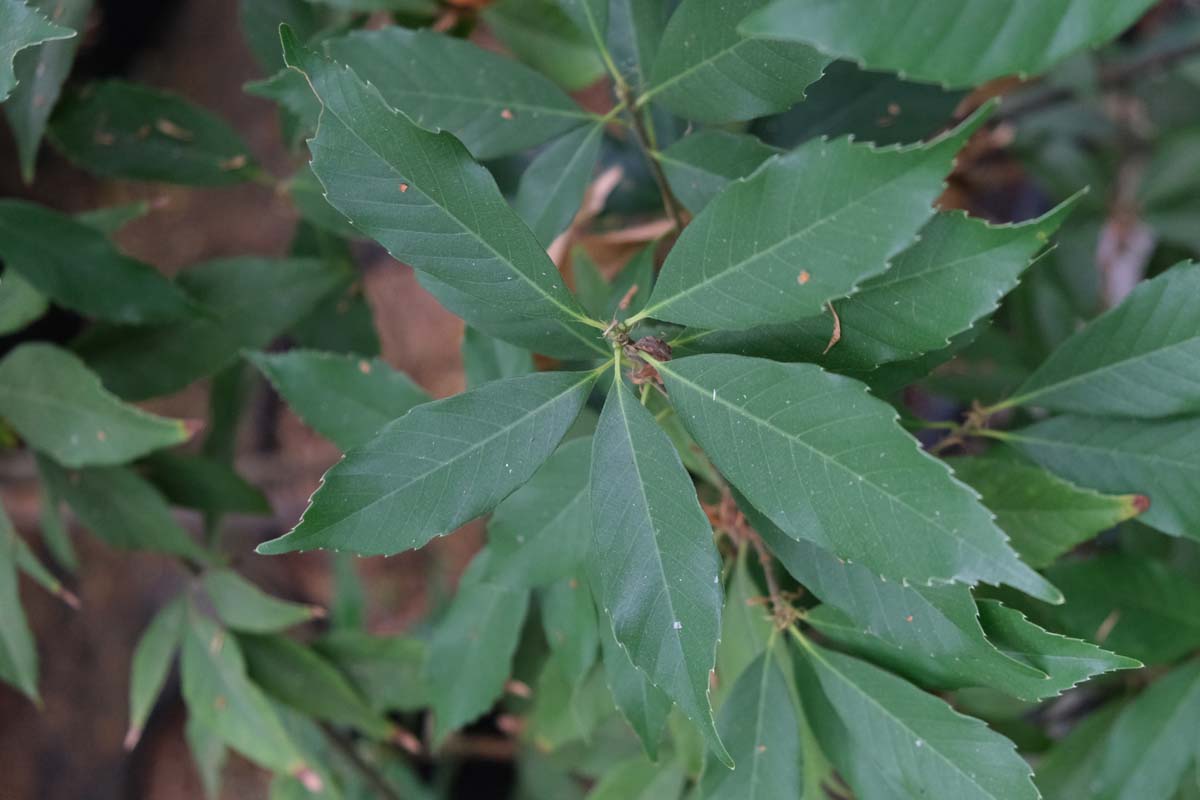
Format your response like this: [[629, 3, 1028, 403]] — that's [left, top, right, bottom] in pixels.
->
[[218, 154, 248, 171], [399, 182, 409, 192], [1132, 494, 1151, 513], [214, 695, 227, 711], [392, 727, 423, 755], [294, 767, 324, 793], [96, 430, 107, 442], [797, 270, 811, 285], [1095, 610, 1120, 643], [94, 130, 115, 146], [905, 615, 914, 622], [358, 360, 372, 374], [500, 108, 514, 120], [823, 302, 841, 355], [155, 118, 193, 141], [617, 283, 639, 311]]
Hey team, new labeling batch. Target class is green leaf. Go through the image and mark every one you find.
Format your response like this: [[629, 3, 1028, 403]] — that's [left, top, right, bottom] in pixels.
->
[[249, 349, 428, 452], [597, 613, 672, 761], [656, 354, 1058, 600], [484, 436, 593, 588], [76, 257, 342, 400], [285, 163, 359, 240], [949, 454, 1146, 568], [0, 199, 201, 324], [0, 0, 73, 102], [2, 0, 89, 182], [977, 599, 1140, 695], [795, 638, 1039, 800], [0, 270, 46, 335], [35, 469, 75, 572], [741, 0, 1158, 89], [680, 203, 1074, 367], [426, 579, 530, 741], [1008, 415, 1200, 539], [126, 597, 186, 749], [540, 574, 599, 686], [586, 756, 685, 800], [258, 369, 597, 556], [11, 533, 72, 604], [701, 651, 803, 800], [572, 245, 658, 326], [1034, 703, 1123, 800], [313, 631, 430, 713], [527, 661, 614, 751], [244, 67, 321, 146], [714, 545, 773, 710], [644, 0, 828, 123], [1002, 262, 1200, 418], [1089, 661, 1200, 800], [605, 245, 657, 323], [0, 502, 38, 702], [484, 0, 605, 92], [180, 612, 309, 777], [328, 553, 365, 631], [185, 714, 227, 800], [237, 633, 392, 739], [201, 569, 322, 633], [0, 343, 190, 467], [515, 124, 604, 248], [590, 375, 729, 765], [204, 363, 254, 466], [75, 201, 151, 235], [1140, 129, 1200, 254], [288, 277, 380, 358], [141, 451, 271, 516], [1010, 554, 1200, 666], [753, 60, 964, 148], [638, 108, 989, 329], [558, 0, 608, 54], [658, 130, 780, 214], [462, 327, 536, 390], [238, 0, 322, 74], [746, 498, 1053, 695], [607, 0, 669, 90], [323, 27, 592, 160], [281, 29, 606, 359], [49, 80, 258, 185], [38, 458, 210, 562]]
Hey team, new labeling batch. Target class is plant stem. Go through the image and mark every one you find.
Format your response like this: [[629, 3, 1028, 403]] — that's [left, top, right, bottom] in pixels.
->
[[620, 85, 687, 234], [321, 726, 404, 800], [1000, 37, 1200, 121]]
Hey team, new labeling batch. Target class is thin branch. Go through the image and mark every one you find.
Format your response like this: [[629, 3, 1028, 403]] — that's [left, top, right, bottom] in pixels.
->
[[321, 725, 404, 800], [620, 86, 688, 234], [1000, 37, 1200, 121]]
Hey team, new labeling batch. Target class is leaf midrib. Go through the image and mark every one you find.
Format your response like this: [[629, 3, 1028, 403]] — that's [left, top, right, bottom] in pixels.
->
[[641, 144, 939, 321], [292, 372, 593, 543], [610, 384, 694, 699], [1012, 331, 1200, 409], [1009, 429, 1200, 471], [811, 646, 1019, 800], [660, 362, 1012, 573], [297, 59, 606, 352]]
